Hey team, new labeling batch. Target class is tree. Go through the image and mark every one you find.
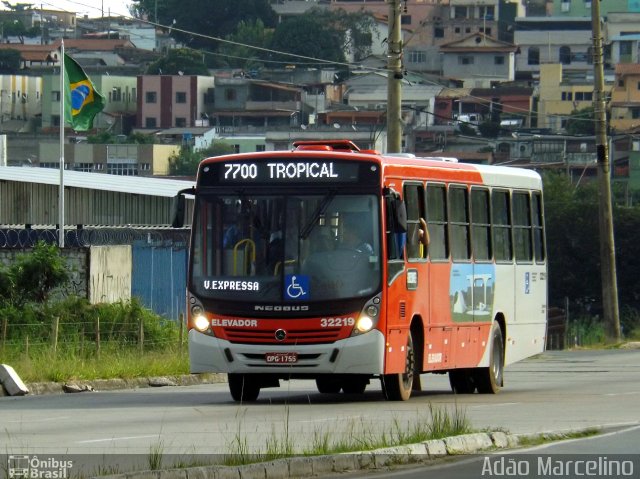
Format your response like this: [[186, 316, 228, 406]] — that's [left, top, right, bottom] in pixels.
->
[[543, 171, 600, 309], [565, 106, 596, 136], [131, 0, 276, 65], [219, 19, 272, 70], [478, 121, 501, 138], [127, 132, 157, 144], [270, 13, 345, 66], [269, 8, 374, 66], [542, 170, 640, 325], [0, 49, 20, 73], [87, 131, 156, 144], [3, 241, 70, 307], [145, 48, 209, 75], [168, 142, 235, 176]]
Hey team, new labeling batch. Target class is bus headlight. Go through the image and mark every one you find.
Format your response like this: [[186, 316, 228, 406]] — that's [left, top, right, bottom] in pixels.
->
[[351, 294, 382, 336], [193, 315, 210, 332], [356, 315, 374, 333]]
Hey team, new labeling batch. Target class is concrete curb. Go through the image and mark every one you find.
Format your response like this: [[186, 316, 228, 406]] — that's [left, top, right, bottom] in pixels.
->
[[0, 374, 227, 397], [93, 432, 522, 479]]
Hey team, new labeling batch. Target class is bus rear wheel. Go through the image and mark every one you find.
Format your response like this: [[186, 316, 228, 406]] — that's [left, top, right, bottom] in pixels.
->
[[475, 322, 504, 394], [228, 373, 260, 402], [449, 369, 476, 394], [381, 331, 414, 401]]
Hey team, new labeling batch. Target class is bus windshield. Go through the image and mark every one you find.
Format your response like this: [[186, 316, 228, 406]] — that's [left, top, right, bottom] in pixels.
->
[[191, 193, 381, 302]]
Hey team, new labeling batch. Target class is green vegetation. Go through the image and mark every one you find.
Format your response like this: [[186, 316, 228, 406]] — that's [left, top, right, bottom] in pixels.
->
[[168, 142, 235, 176], [518, 428, 600, 447], [0, 243, 186, 383], [543, 171, 640, 341], [145, 48, 209, 76], [131, 0, 373, 69], [87, 131, 157, 144], [223, 404, 472, 465]]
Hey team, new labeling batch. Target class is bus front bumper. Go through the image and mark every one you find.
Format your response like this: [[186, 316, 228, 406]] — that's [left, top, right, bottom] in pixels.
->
[[189, 329, 385, 375]]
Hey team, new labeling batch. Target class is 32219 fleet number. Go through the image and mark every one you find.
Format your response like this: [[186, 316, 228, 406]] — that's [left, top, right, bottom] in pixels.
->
[[320, 317, 355, 327]]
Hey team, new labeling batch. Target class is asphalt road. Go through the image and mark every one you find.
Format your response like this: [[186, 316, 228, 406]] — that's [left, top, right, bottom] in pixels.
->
[[1, 349, 639, 461]]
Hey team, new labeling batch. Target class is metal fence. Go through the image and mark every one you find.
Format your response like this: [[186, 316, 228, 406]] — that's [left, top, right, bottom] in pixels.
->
[[0, 227, 189, 248]]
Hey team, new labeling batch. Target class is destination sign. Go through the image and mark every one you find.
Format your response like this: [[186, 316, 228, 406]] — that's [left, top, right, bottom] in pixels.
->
[[198, 159, 379, 186]]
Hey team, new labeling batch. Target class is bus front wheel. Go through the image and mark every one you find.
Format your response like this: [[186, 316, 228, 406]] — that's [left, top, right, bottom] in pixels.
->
[[228, 373, 260, 402], [474, 322, 504, 394], [381, 331, 415, 401], [316, 377, 341, 394]]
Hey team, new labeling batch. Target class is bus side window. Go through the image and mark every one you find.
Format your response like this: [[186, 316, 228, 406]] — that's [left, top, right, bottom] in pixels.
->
[[426, 184, 448, 260], [513, 191, 533, 263], [492, 189, 512, 262], [449, 185, 470, 261], [384, 193, 406, 261], [471, 187, 491, 261], [532, 192, 546, 262], [403, 183, 427, 260]]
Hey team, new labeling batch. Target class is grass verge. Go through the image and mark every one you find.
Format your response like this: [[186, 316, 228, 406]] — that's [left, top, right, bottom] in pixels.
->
[[1, 345, 189, 383]]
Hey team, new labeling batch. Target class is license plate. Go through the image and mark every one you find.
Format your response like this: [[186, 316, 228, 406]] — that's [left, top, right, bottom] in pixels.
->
[[265, 352, 298, 364]]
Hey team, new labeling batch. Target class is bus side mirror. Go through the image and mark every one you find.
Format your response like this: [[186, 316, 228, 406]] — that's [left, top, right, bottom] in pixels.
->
[[171, 194, 185, 228], [171, 187, 193, 228]]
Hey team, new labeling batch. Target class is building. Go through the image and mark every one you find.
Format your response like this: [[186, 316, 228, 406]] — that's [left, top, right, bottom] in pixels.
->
[[537, 63, 602, 132], [610, 63, 640, 133], [550, 0, 639, 16], [493, 133, 598, 182], [136, 75, 216, 130], [41, 72, 138, 133], [607, 13, 640, 66], [439, 33, 517, 88], [513, 17, 594, 79], [211, 77, 303, 131], [434, 86, 533, 127], [0, 74, 43, 131], [0, 165, 193, 226]]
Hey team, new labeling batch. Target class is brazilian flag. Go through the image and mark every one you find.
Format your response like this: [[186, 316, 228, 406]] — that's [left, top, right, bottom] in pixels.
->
[[63, 54, 105, 131]]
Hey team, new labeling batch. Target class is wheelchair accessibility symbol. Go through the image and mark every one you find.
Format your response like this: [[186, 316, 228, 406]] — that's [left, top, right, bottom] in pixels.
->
[[285, 274, 309, 300]]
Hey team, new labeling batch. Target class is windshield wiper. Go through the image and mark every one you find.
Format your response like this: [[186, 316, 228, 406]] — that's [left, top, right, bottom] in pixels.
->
[[299, 190, 336, 240]]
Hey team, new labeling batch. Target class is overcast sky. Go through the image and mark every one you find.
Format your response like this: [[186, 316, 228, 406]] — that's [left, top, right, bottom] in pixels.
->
[[3, 1, 134, 19]]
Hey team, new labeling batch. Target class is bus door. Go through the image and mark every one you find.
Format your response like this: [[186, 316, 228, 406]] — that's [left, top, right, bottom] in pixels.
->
[[383, 188, 410, 373]]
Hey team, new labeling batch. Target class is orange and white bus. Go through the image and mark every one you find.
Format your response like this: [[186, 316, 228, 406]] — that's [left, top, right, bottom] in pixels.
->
[[173, 140, 547, 401]]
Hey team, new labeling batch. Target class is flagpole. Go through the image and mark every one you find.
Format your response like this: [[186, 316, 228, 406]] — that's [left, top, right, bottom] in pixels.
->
[[58, 40, 65, 248]]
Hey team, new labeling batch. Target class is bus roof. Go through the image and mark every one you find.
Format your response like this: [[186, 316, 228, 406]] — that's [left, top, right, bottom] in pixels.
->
[[200, 143, 542, 191]]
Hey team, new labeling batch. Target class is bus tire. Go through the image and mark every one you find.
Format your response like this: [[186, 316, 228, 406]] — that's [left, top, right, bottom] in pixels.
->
[[381, 331, 415, 401], [228, 373, 260, 402], [475, 322, 504, 394], [449, 369, 476, 394], [316, 377, 341, 394]]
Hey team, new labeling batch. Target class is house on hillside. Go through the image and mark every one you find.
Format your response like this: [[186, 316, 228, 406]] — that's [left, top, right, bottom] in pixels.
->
[[537, 63, 604, 132], [211, 78, 303, 132], [136, 75, 215, 130], [610, 63, 640, 133], [439, 32, 517, 88], [513, 17, 593, 80]]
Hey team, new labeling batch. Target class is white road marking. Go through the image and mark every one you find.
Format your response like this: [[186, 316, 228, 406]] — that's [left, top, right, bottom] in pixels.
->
[[76, 435, 160, 444], [6, 416, 71, 423]]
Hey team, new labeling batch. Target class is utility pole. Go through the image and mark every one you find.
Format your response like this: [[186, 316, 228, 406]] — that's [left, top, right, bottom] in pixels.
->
[[591, 0, 621, 341], [387, 0, 403, 153]]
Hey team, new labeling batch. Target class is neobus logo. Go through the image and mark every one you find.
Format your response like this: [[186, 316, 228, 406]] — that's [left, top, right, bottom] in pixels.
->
[[254, 305, 310, 312]]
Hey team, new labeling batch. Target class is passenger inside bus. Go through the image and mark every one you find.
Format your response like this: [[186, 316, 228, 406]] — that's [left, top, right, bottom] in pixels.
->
[[338, 213, 374, 255]]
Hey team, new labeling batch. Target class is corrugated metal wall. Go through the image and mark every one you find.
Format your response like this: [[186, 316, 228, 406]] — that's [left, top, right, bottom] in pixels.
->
[[131, 241, 187, 321], [0, 180, 193, 226]]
